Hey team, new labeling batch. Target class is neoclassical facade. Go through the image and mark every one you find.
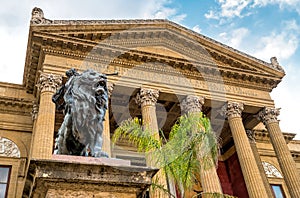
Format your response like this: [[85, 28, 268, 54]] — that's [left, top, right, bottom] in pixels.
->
[[0, 8, 300, 198]]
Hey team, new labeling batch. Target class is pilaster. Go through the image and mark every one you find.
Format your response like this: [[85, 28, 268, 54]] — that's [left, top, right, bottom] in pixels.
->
[[221, 102, 268, 198], [31, 72, 62, 159], [102, 82, 114, 157], [258, 107, 300, 197]]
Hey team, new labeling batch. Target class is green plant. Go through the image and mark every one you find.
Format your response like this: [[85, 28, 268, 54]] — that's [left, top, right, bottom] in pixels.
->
[[112, 112, 222, 197]]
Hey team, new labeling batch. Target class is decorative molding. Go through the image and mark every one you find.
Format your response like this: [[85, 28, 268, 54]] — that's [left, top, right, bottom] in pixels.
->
[[31, 101, 39, 120], [37, 72, 62, 93], [262, 161, 283, 178], [0, 137, 20, 157], [181, 95, 204, 114], [257, 107, 280, 125], [136, 88, 159, 106], [246, 130, 256, 143], [220, 102, 244, 119]]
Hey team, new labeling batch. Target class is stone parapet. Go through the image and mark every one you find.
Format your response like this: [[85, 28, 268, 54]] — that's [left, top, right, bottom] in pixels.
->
[[23, 156, 158, 198]]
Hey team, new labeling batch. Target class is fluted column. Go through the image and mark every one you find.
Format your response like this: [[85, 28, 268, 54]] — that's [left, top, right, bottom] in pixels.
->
[[31, 73, 62, 159], [246, 130, 274, 198], [102, 82, 114, 157], [258, 107, 300, 197], [182, 96, 223, 197], [221, 102, 268, 198], [136, 88, 168, 198]]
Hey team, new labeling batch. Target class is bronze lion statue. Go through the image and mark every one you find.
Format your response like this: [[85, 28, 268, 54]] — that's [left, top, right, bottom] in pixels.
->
[[52, 69, 108, 157]]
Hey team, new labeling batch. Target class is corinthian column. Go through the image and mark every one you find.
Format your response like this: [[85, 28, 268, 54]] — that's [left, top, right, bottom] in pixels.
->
[[221, 102, 268, 198], [182, 96, 223, 197], [31, 73, 62, 159], [102, 82, 114, 157], [136, 88, 168, 198], [258, 107, 300, 197]]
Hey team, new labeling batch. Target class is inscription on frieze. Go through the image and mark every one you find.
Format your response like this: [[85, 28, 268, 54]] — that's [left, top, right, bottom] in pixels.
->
[[64, 61, 263, 99]]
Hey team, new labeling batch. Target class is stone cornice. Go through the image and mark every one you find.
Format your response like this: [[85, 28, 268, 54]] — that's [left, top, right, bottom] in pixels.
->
[[29, 9, 285, 75], [24, 8, 284, 95], [0, 96, 33, 116], [254, 130, 296, 143]]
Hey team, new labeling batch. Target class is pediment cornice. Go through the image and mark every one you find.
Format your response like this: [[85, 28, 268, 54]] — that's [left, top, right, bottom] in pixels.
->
[[24, 8, 285, 94]]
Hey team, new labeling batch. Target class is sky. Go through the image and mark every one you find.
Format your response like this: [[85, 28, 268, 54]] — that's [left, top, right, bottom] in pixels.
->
[[0, 0, 299, 139]]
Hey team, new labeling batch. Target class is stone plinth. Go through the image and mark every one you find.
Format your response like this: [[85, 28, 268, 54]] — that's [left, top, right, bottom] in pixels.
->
[[23, 155, 158, 198]]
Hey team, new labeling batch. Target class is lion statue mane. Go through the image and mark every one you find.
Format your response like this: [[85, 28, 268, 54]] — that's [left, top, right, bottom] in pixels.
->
[[52, 69, 108, 157]]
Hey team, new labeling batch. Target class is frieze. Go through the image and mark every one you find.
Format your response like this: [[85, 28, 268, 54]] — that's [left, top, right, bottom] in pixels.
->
[[62, 61, 265, 99]]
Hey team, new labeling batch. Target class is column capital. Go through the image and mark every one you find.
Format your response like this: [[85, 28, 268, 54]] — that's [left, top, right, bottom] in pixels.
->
[[136, 88, 159, 106], [221, 101, 244, 119], [37, 72, 62, 93], [257, 107, 280, 125], [181, 95, 204, 114]]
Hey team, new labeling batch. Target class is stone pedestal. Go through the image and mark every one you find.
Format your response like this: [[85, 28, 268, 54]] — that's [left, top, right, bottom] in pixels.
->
[[22, 155, 158, 198]]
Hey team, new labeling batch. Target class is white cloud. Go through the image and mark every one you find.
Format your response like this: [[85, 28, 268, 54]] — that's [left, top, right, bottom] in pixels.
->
[[218, 28, 249, 49], [192, 25, 201, 33], [206, 0, 300, 21], [253, 28, 299, 61]]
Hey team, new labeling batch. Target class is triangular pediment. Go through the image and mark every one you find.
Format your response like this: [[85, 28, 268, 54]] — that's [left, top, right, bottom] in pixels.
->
[[25, 14, 285, 93]]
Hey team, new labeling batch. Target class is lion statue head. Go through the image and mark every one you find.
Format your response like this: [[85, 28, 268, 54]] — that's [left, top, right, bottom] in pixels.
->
[[53, 69, 109, 157]]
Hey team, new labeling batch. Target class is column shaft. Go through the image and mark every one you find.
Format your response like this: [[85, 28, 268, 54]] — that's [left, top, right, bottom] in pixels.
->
[[137, 88, 168, 198], [223, 102, 268, 198], [247, 131, 274, 198], [267, 122, 300, 197], [258, 107, 300, 197], [182, 95, 223, 197], [101, 82, 114, 157], [31, 73, 61, 159]]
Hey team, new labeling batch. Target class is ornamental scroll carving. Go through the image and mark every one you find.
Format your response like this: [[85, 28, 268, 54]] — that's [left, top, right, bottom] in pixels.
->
[[37, 73, 62, 93], [136, 88, 159, 106], [262, 161, 283, 178], [0, 137, 20, 157], [257, 107, 280, 125], [181, 95, 204, 114], [220, 102, 244, 118]]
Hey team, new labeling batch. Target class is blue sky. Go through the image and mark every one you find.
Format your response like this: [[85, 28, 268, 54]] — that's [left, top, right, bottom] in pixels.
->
[[0, 0, 299, 139]]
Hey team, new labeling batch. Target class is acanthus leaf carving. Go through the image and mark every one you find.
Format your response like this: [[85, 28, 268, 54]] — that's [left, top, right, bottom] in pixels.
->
[[136, 88, 159, 106]]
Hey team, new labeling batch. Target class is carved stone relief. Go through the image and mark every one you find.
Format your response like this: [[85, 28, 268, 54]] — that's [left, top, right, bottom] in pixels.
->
[[262, 161, 283, 178], [0, 137, 20, 157]]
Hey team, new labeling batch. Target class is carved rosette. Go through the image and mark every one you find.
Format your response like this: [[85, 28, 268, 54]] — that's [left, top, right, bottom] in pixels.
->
[[37, 73, 62, 93], [136, 88, 159, 106], [221, 101, 244, 118], [257, 107, 280, 125], [181, 95, 204, 114], [0, 137, 20, 157], [31, 101, 39, 120]]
